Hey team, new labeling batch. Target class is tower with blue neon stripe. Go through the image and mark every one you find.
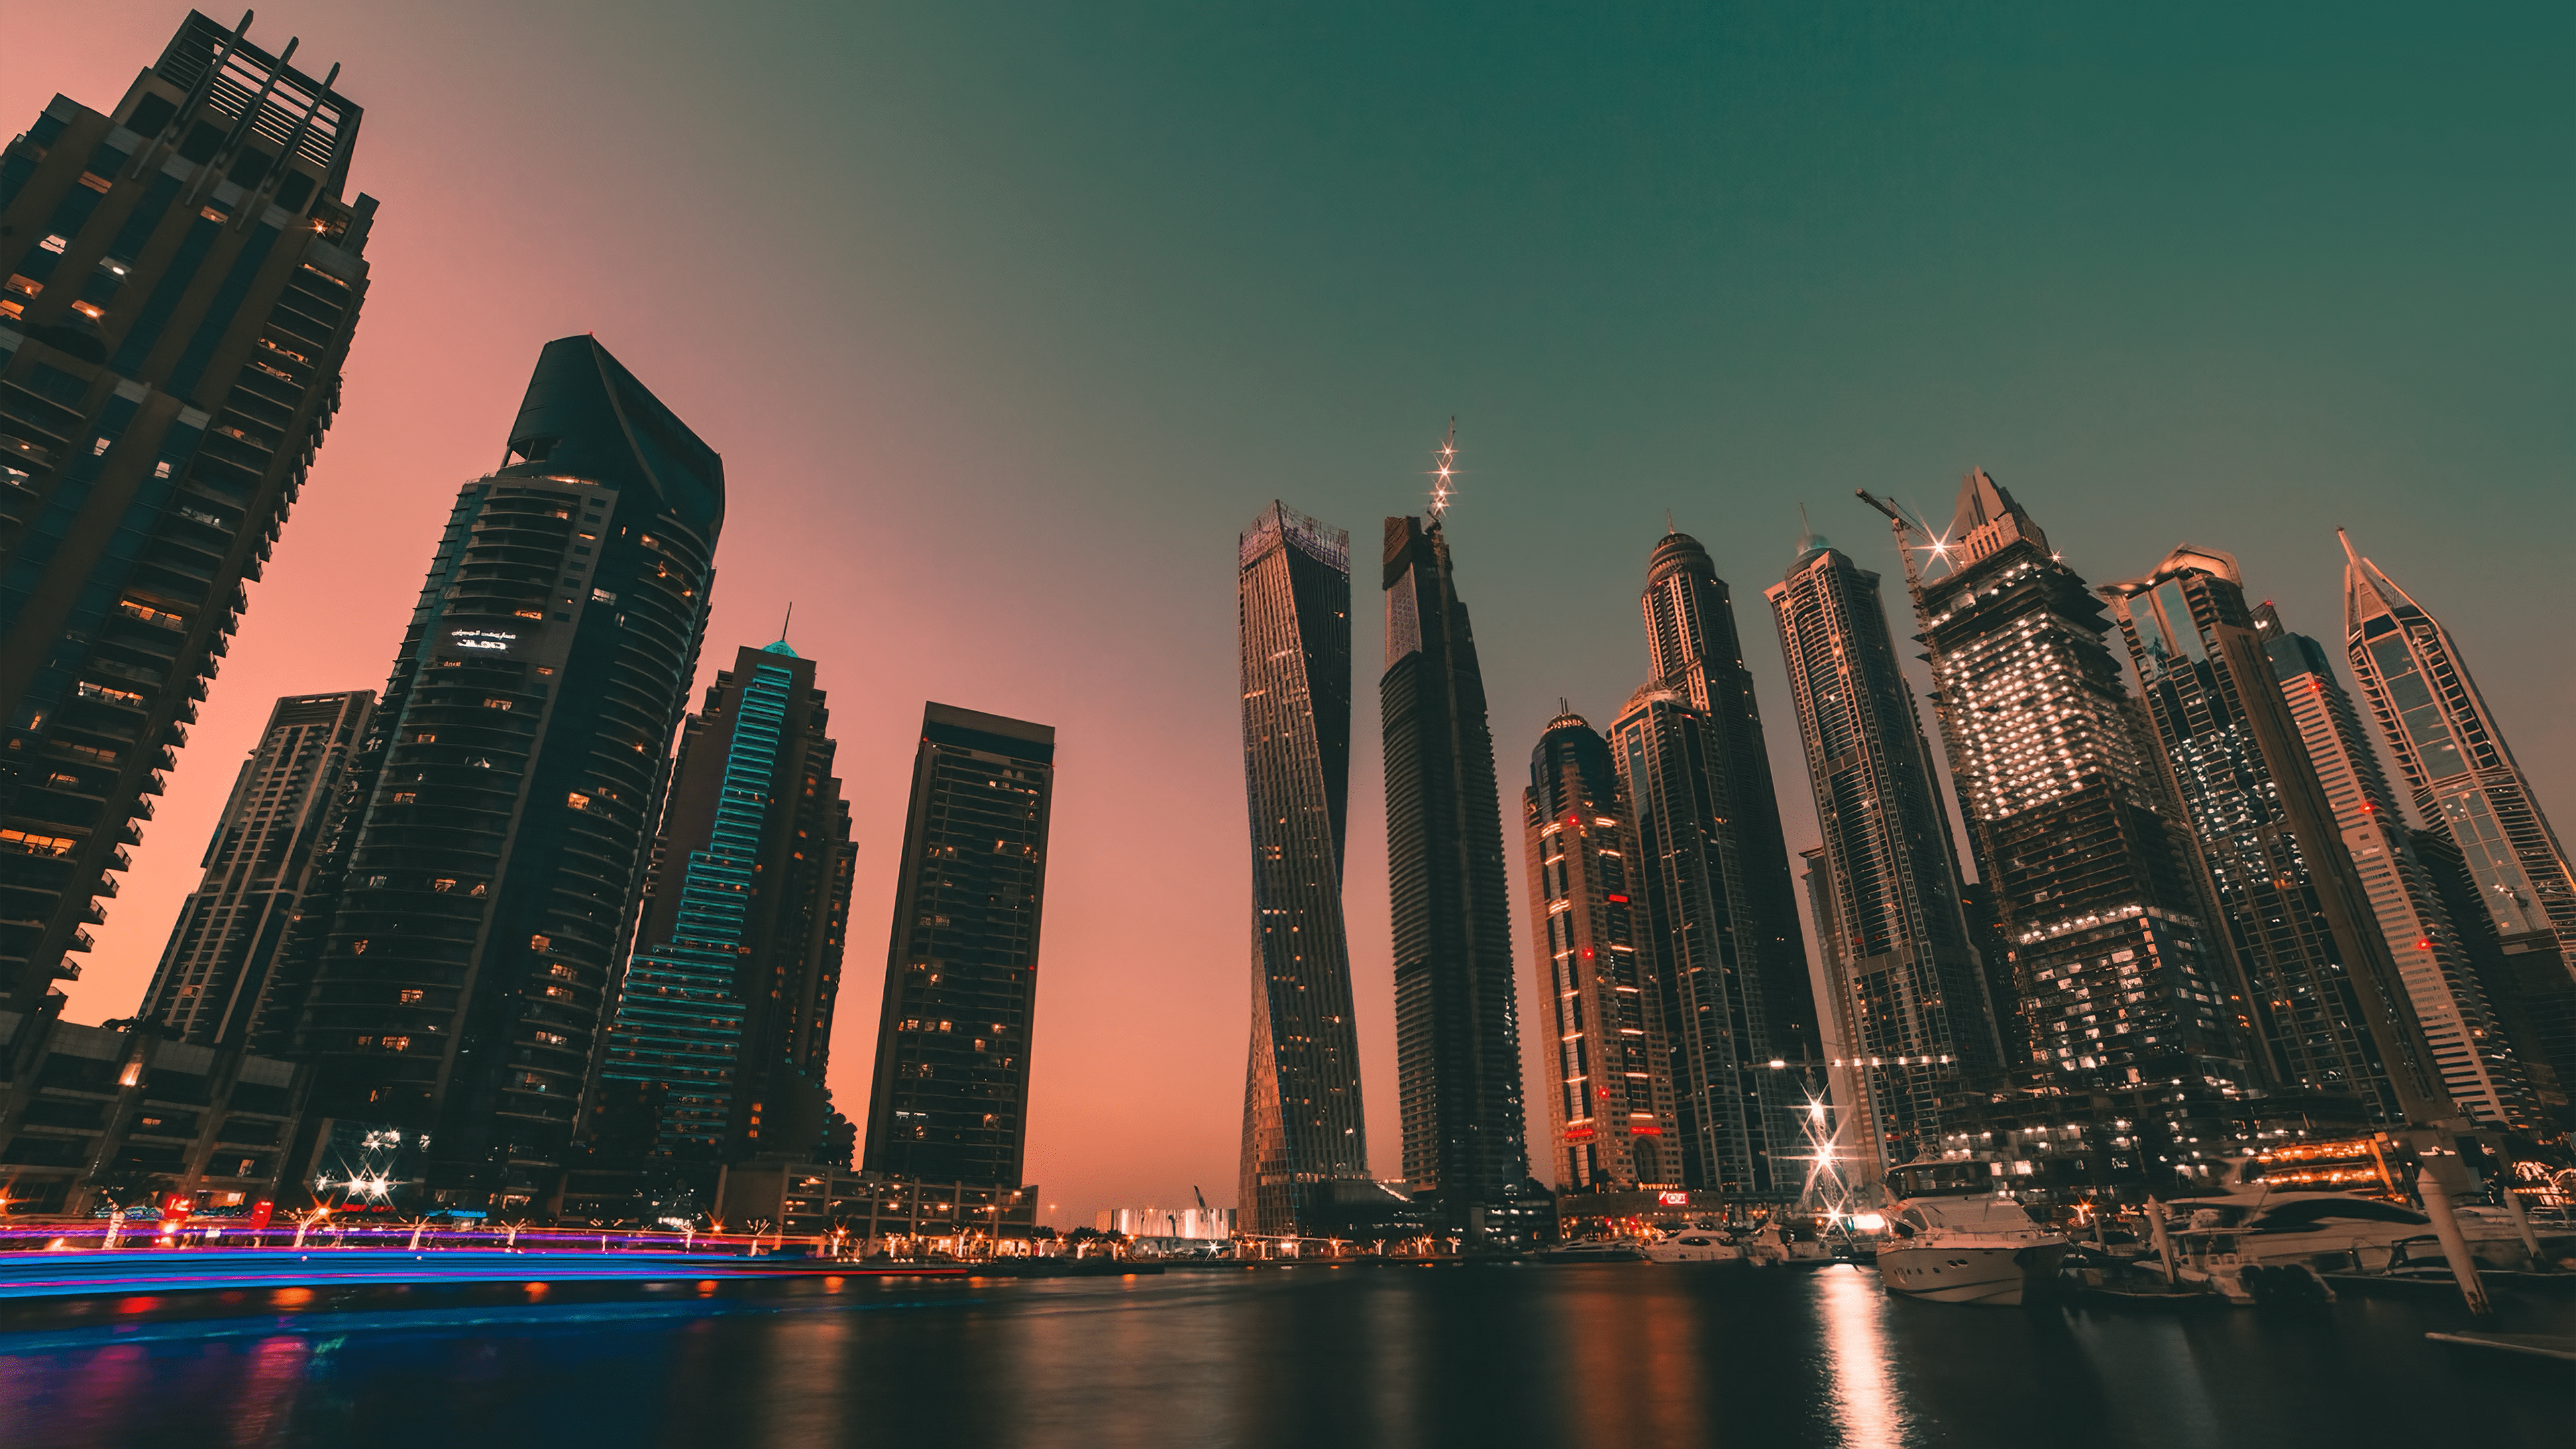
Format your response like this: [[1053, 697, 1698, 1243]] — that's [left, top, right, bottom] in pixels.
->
[[598, 641, 855, 1162]]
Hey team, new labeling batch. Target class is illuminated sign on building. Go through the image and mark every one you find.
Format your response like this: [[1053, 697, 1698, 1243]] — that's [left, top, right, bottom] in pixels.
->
[[1656, 1190, 1690, 1207], [445, 627, 526, 656]]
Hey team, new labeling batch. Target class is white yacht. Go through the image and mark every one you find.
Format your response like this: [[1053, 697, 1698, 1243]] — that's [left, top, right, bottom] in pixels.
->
[[1643, 1229, 1743, 1264], [2161, 1148, 2545, 1271], [1876, 1161, 2069, 1305]]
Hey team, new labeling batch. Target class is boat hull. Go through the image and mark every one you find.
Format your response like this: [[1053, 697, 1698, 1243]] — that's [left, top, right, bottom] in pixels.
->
[[1879, 1242, 2067, 1305]]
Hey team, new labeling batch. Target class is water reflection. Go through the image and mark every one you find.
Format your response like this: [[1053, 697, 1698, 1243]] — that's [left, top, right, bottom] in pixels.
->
[[1816, 1265, 1907, 1446], [0, 1267, 2565, 1448]]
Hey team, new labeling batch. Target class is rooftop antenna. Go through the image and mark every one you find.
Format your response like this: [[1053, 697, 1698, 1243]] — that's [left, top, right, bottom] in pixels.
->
[[1664, 508, 1678, 536], [779, 602, 792, 645], [1428, 417, 1458, 521], [1558, 696, 1570, 716]]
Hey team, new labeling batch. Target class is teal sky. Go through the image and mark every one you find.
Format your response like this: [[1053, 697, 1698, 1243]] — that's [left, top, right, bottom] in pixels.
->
[[14, 3, 2571, 1221]]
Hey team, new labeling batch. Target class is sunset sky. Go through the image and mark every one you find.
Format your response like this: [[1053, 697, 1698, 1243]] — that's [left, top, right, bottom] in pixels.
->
[[9, 2, 2570, 1224]]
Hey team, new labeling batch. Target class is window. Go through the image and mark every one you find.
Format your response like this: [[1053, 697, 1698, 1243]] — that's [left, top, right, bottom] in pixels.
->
[[429, 877, 456, 893], [0, 828, 75, 857], [76, 681, 146, 706], [414, 732, 435, 743], [529, 933, 551, 951], [352, 939, 369, 955], [534, 1030, 568, 1046], [482, 698, 513, 710], [381, 1036, 411, 1053], [543, 985, 573, 1002], [590, 588, 616, 604], [398, 989, 424, 1005], [549, 963, 575, 980], [119, 599, 184, 629], [565, 792, 590, 810], [515, 608, 544, 620], [390, 792, 416, 804], [36, 236, 67, 254], [76, 171, 111, 194]]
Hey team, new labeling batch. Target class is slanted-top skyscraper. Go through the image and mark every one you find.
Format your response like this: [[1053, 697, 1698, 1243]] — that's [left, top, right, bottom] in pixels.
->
[[1766, 523, 1996, 1179], [1613, 528, 1819, 1197], [2341, 533, 2576, 953], [0, 13, 372, 1015], [1236, 502, 1370, 1236], [1861, 474, 2243, 1089], [280, 336, 722, 1209], [1381, 504, 1529, 1222], [863, 704, 1055, 1191], [1523, 709, 1676, 1191], [596, 641, 855, 1163], [2257, 602, 2538, 1128], [2101, 547, 2445, 1126]]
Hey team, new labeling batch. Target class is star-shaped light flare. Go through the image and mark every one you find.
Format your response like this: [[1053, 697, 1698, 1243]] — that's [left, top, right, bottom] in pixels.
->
[[1428, 417, 1458, 521]]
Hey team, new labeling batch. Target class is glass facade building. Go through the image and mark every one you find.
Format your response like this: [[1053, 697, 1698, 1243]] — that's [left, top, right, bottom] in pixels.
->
[[1611, 530, 1819, 1199], [276, 336, 722, 1208], [863, 703, 1055, 1190], [2100, 547, 2445, 1126], [1766, 528, 1997, 1179], [1523, 710, 1676, 1191], [597, 642, 854, 1161], [138, 689, 371, 1045], [0, 13, 372, 1015], [1236, 502, 1370, 1235], [2256, 603, 2538, 1128], [1380, 515, 1530, 1220]]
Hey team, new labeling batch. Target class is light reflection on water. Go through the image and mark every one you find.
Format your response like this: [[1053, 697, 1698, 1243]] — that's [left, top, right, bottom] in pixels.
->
[[0, 1265, 2564, 1448]]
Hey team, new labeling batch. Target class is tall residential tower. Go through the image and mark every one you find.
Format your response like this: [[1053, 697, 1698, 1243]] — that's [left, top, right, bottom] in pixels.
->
[[279, 336, 722, 1208], [2257, 603, 2537, 1127], [1381, 512, 1530, 1221], [138, 690, 370, 1045], [596, 642, 855, 1162], [2100, 547, 2445, 1126], [1860, 475, 2243, 1091], [1236, 503, 1370, 1235], [862, 704, 1055, 1191], [1766, 526, 1996, 1179], [0, 13, 372, 1014], [1523, 710, 1676, 1191], [1613, 529, 1819, 1198]]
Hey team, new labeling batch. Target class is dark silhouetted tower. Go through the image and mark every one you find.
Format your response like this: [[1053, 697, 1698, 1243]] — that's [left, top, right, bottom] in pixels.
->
[[596, 641, 854, 1162], [1766, 524, 1996, 1178], [1381, 513, 1529, 1220], [863, 704, 1055, 1189], [0, 13, 373, 1014], [282, 336, 722, 1208], [1237, 502, 1369, 1234], [1612, 529, 1820, 1199], [139, 690, 370, 1045]]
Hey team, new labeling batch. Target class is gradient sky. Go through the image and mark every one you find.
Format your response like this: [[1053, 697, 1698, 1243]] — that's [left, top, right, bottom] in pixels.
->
[[11, 3, 2570, 1226]]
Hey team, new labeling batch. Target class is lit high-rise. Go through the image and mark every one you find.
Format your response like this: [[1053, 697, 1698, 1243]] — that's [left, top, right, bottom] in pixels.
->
[[1381, 510, 1530, 1222], [1766, 524, 1997, 1177], [138, 690, 371, 1046], [1523, 709, 1676, 1191], [2100, 547, 2445, 1126], [1611, 529, 1819, 1198], [0, 13, 372, 1014], [862, 704, 1055, 1191], [2255, 602, 2538, 1128], [280, 336, 722, 1210], [1236, 502, 1370, 1235], [596, 641, 855, 1162], [1860, 474, 2243, 1089]]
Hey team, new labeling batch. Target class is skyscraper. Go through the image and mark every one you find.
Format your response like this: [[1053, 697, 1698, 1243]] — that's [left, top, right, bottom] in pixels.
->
[[596, 641, 855, 1162], [2256, 603, 2538, 1128], [1237, 502, 1370, 1235], [863, 704, 1055, 1190], [1766, 525, 1997, 1178], [0, 13, 372, 1015], [1523, 709, 1676, 1191], [2100, 547, 2445, 1126], [1381, 513, 1529, 1220], [2340, 533, 2576, 954], [1860, 475, 2243, 1090], [138, 690, 370, 1045], [1611, 529, 1820, 1199], [281, 336, 722, 1208]]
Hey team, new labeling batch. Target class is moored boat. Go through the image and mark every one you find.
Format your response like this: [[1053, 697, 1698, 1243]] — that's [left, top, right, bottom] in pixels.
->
[[1876, 1161, 2069, 1306]]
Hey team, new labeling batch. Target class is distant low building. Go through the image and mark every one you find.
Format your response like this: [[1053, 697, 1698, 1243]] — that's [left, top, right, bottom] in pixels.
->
[[1095, 1205, 1235, 1240], [0, 1008, 309, 1218]]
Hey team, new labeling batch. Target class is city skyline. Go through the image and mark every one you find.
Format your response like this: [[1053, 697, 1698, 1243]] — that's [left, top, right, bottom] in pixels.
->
[[10, 3, 2569, 1222]]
